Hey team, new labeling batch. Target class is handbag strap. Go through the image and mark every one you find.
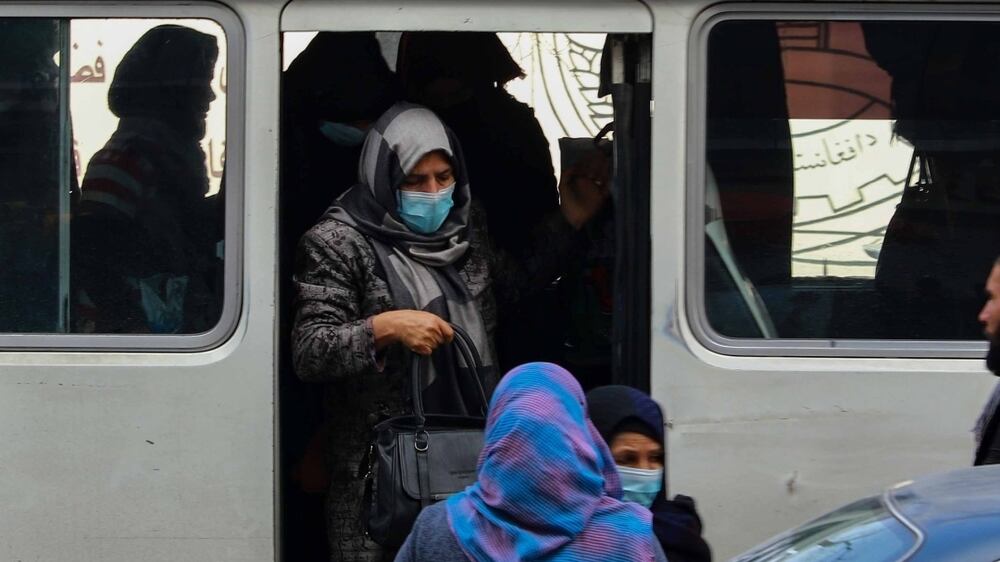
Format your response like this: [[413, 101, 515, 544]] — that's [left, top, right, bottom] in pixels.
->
[[450, 323, 489, 416], [409, 323, 487, 507], [411, 322, 490, 429], [415, 440, 432, 508]]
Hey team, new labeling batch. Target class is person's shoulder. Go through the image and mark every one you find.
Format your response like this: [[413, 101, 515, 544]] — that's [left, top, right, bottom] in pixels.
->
[[484, 87, 532, 111], [476, 87, 540, 124], [406, 503, 468, 560], [302, 213, 370, 249], [296, 213, 378, 273], [412, 501, 450, 532], [653, 538, 669, 562]]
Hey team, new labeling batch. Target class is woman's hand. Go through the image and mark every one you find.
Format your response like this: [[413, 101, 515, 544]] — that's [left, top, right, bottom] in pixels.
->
[[372, 310, 454, 355], [558, 149, 612, 229]]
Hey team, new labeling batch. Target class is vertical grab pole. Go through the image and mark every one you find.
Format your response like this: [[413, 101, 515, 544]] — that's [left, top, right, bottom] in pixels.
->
[[610, 35, 652, 392], [57, 19, 72, 332]]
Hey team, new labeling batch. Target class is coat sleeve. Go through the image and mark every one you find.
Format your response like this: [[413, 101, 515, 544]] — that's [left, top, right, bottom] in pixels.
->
[[977, 410, 1000, 465], [291, 224, 380, 382]]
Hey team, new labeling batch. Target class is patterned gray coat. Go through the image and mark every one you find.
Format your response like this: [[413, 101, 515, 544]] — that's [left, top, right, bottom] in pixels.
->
[[292, 204, 578, 561]]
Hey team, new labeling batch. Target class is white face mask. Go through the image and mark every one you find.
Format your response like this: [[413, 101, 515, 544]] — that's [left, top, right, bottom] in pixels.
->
[[617, 465, 663, 508]]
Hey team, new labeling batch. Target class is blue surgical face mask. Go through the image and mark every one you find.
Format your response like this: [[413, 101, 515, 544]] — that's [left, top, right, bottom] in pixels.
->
[[319, 120, 367, 147], [397, 185, 455, 234], [617, 465, 663, 508]]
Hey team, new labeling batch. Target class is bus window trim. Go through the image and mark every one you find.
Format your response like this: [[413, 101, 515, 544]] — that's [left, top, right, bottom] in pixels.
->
[[280, 0, 653, 33], [685, 3, 994, 359], [0, 1, 246, 352]]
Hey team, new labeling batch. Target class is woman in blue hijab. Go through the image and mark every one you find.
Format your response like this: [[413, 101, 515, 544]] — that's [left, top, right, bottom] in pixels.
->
[[395, 363, 666, 561]]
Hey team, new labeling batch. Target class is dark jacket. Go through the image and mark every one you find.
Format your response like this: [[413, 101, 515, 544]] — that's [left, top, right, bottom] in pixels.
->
[[587, 385, 713, 562], [976, 410, 1000, 465], [975, 343, 1000, 466]]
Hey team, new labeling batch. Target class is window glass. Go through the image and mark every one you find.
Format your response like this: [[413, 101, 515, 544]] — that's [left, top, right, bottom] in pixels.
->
[[704, 20, 1000, 340], [0, 18, 227, 335], [0, 19, 64, 332], [733, 497, 916, 562]]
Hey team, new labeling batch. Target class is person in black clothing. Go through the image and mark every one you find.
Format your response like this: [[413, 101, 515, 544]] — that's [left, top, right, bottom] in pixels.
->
[[396, 32, 558, 257], [396, 32, 565, 372], [282, 32, 400, 258], [588, 385, 713, 562], [974, 256, 1000, 465], [863, 23, 1000, 340]]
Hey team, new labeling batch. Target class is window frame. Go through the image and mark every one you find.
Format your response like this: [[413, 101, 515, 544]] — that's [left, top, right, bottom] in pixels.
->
[[0, 1, 245, 351], [280, 0, 652, 33], [686, 3, 994, 358]]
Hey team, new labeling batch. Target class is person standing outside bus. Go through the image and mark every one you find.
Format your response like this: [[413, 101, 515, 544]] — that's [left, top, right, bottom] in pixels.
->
[[974, 256, 1000, 465]]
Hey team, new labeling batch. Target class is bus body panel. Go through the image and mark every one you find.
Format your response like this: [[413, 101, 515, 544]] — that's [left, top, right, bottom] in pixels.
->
[[647, 0, 997, 556], [0, 1, 996, 560], [0, 1, 280, 560]]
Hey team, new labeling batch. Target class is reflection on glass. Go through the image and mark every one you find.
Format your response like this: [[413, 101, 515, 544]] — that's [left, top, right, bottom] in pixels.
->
[[0, 17, 227, 335], [73, 24, 223, 334], [705, 20, 1000, 341], [0, 19, 63, 332], [733, 497, 916, 562]]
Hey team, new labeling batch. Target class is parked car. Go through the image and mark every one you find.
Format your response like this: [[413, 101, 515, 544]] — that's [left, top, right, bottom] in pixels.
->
[[731, 465, 1000, 562]]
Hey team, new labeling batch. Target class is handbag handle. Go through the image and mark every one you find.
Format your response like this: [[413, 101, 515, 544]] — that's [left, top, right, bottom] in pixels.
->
[[411, 323, 489, 431], [450, 324, 489, 415]]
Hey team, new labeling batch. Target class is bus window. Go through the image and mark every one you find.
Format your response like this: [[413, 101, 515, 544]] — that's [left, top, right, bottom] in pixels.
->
[[701, 19, 1000, 345], [0, 19, 63, 332], [279, 29, 650, 560], [0, 18, 229, 338]]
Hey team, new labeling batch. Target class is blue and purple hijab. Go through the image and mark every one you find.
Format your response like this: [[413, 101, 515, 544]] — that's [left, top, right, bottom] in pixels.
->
[[445, 362, 656, 562]]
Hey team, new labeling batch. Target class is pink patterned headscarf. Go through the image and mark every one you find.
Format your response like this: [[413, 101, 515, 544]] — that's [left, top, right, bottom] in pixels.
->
[[446, 362, 656, 561]]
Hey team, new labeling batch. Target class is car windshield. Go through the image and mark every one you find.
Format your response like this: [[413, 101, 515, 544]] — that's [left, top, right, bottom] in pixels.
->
[[732, 496, 918, 562]]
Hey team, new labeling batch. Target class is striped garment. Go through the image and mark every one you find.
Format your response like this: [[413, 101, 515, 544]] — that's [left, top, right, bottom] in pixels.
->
[[446, 362, 656, 562], [74, 115, 218, 334]]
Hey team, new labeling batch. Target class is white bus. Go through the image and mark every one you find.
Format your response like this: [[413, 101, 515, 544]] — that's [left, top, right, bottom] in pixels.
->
[[1, 1, 997, 560]]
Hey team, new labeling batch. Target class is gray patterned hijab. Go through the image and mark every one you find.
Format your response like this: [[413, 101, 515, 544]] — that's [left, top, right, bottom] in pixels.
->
[[328, 103, 495, 411], [331, 102, 471, 265]]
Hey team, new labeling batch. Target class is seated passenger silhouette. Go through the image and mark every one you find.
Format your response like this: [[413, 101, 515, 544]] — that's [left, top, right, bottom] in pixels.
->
[[864, 22, 1000, 339], [72, 25, 221, 333]]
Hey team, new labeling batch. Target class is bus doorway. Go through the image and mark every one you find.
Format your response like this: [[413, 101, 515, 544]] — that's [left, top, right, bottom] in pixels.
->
[[277, 15, 652, 559]]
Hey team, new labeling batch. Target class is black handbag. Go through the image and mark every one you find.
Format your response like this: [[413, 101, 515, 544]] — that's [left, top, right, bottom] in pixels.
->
[[362, 324, 489, 549]]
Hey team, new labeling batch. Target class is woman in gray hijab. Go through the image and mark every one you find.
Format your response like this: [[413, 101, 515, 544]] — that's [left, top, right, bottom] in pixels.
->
[[291, 102, 608, 561]]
